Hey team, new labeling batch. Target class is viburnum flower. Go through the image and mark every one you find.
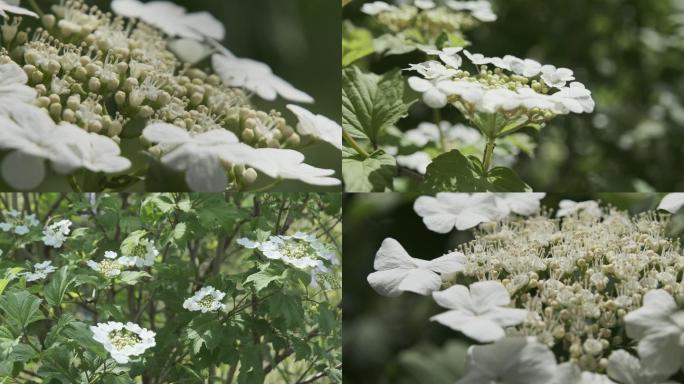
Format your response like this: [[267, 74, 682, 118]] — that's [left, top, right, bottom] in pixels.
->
[[255, 149, 342, 187], [624, 289, 684, 377], [287, 105, 342, 150], [0, 0, 37, 19], [212, 49, 314, 103], [456, 337, 557, 384], [430, 281, 528, 342], [658, 193, 684, 213], [423, 47, 464, 69], [606, 350, 678, 384], [361, 1, 398, 15], [493, 193, 545, 216], [119, 238, 158, 268], [42, 219, 72, 248], [20, 260, 57, 282], [90, 321, 156, 364], [0, 62, 36, 115], [0, 209, 39, 235], [87, 251, 123, 278], [367, 238, 466, 296], [446, 0, 497, 22], [396, 151, 432, 174], [111, 0, 225, 41], [238, 232, 336, 270], [182, 286, 226, 313], [555, 199, 602, 218], [413, 193, 503, 233], [403, 121, 482, 147]]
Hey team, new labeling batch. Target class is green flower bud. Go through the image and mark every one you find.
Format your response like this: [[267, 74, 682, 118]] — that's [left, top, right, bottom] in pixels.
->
[[138, 105, 154, 119], [242, 168, 258, 186], [286, 133, 301, 147], [88, 77, 101, 92], [62, 109, 76, 123]]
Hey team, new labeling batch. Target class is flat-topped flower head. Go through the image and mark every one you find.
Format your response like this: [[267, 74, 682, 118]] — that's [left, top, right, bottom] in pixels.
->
[[20, 260, 57, 282], [237, 232, 337, 270], [183, 286, 226, 313], [90, 321, 156, 364], [42, 219, 72, 248], [119, 238, 158, 268], [0, 209, 39, 235], [367, 237, 466, 296], [87, 251, 123, 278], [430, 281, 528, 342]]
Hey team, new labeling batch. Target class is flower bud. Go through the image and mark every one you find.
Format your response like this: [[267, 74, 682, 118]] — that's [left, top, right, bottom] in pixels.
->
[[88, 77, 101, 93], [286, 133, 301, 147], [129, 90, 145, 108], [138, 105, 154, 119], [242, 168, 258, 186]]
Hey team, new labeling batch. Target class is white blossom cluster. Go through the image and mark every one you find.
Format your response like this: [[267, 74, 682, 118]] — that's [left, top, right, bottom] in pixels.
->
[[362, 0, 496, 40], [367, 194, 684, 383], [182, 286, 226, 313], [41, 219, 72, 248], [19, 260, 56, 282], [86, 250, 124, 278], [0, 0, 341, 191], [237, 232, 339, 288], [90, 321, 156, 364], [407, 49, 595, 138], [0, 209, 39, 235], [118, 238, 158, 268]]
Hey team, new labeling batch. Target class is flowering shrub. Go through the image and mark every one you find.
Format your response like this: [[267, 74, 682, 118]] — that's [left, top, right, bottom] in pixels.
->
[[364, 193, 684, 383], [0, 193, 341, 383], [342, 0, 595, 192], [0, 0, 341, 192]]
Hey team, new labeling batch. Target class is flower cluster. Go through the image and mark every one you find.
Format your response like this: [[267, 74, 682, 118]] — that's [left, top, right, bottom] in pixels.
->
[[0, 209, 38, 235], [367, 194, 684, 382], [0, 0, 341, 191], [408, 49, 595, 138], [118, 238, 158, 268], [362, 0, 496, 42], [41, 219, 72, 248], [90, 321, 156, 364], [86, 251, 123, 278], [20, 260, 56, 281], [237, 232, 338, 286], [183, 286, 226, 313]]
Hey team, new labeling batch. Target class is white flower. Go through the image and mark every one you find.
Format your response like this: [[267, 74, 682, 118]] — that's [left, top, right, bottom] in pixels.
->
[[556, 200, 602, 218], [423, 47, 464, 69], [42, 219, 72, 248], [463, 50, 495, 66], [606, 350, 678, 384], [552, 363, 616, 384], [212, 51, 313, 103], [90, 321, 156, 364], [408, 77, 451, 108], [87, 252, 123, 278], [142, 123, 272, 192], [541, 65, 575, 89], [430, 281, 528, 342], [396, 151, 432, 174], [367, 238, 466, 297], [167, 38, 213, 64], [0, 62, 36, 115], [402, 122, 480, 147], [0, 210, 39, 235], [111, 0, 224, 41], [236, 238, 259, 249], [183, 286, 226, 313], [413, 193, 504, 233], [437, 80, 485, 104], [286, 105, 342, 150], [119, 238, 158, 268], [60, 126, 132, 174], [414, 0, 436, 10], [624, 289, 684, 377], [255, 148, 342, 187], [361, 1, 398, 15], [552, 82, 596, 113], [238, 232, 335, 270], [0, 0, 37, 18], [20, 260, 57, 282], [658, 193, 684, 213], [456, 337, 557, 384], [505, 55, 543, 78], [446, 0, 497, 22], [494, 193, 545, 216]]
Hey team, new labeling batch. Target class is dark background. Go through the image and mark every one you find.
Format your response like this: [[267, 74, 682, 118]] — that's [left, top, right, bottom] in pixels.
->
[[345, 0, 684, 192], [342, 193, 667, 383]]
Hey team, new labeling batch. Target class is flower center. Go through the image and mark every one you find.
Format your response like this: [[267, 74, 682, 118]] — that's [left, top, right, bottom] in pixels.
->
[[198, 294, 216, 309], [98, 259, 120, 276], [132, 243, 148, 257], [110, 329, 141, 350], [280, 239, 314, 260]]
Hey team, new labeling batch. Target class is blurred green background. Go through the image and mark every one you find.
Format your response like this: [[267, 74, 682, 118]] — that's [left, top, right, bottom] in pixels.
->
[[342, 193, 671, 384], [344, 0, 684, 192], [89, 0, 342, 191]]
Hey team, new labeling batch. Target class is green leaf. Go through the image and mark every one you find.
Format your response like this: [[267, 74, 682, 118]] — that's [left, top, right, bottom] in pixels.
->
[[373, 33, 420, 56], [143, 194, 176, 213], [45, 313, 76, 348], [237, 345, 265, 384], [317, 303, 337, 334], [118, 271, 151, 286], [7, 343, 38, 362], [422, 150, 529, 192], [342, 21, 374, 66], [342, 148, 396, 192], [0, 291, 44, 330], [0, 267, 23, 296], [243, 267, 285, 292], [269, 293, 304, 327], [398, 341, 469, 384], [38, 346, 80, 383], [61, 321, 107, 357], [44, 266, 75, 307], [342, 66, 409, 143]]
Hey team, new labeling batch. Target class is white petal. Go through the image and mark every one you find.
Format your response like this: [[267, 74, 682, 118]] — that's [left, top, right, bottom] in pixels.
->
[[422, 88, 448, 109], [482, 307, 528, 327], [658, 193, 684, 213], [397, 268, 441, 295], [636, 327, 683, 377], [183, 11, 226, 40], [431, 309, 505, 342], [606, 350, 642, 384], [373, 238, 419, 270], [143, 123, 191, 145], [184, 155, 227, 192], [426, 251, 466, 274], [432, 284, 471, 310], [1, 151, 46, 190], [407, 77, 433, 92], [367, 269, 410, 297], [469, 280, 511, 307]]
